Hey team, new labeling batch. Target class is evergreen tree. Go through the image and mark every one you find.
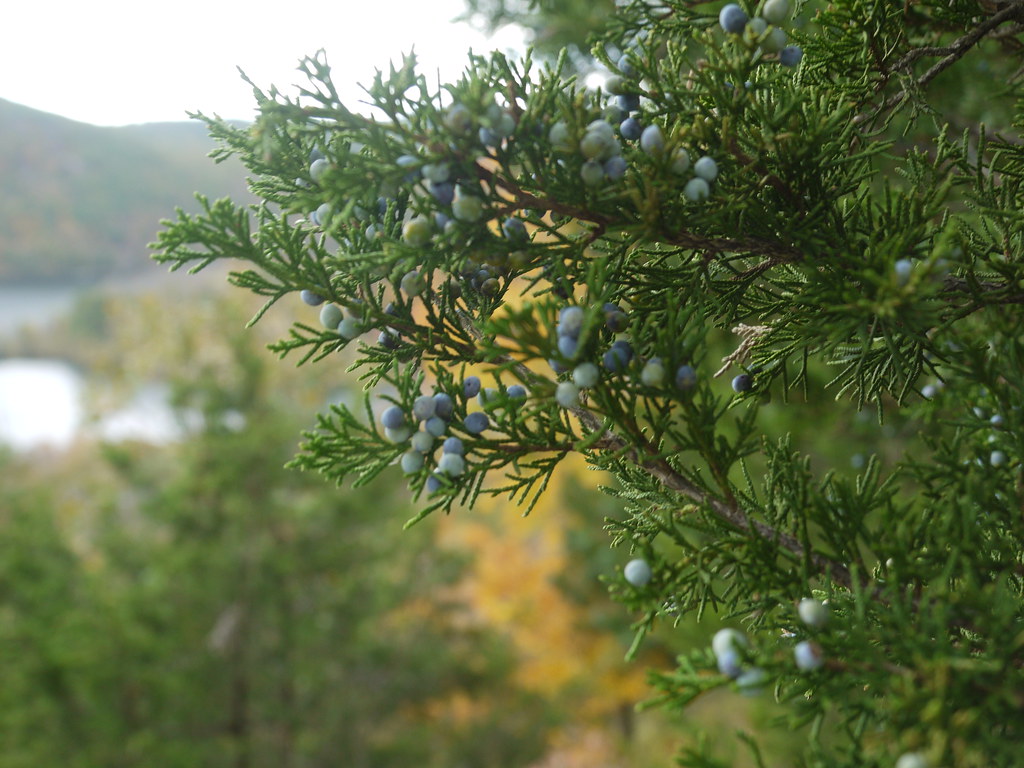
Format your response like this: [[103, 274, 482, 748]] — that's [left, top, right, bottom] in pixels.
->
[[153, 1, 1024, 765]]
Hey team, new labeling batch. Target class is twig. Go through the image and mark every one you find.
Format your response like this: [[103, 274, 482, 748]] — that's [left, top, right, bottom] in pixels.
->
[[857, 1, 1024, 124]]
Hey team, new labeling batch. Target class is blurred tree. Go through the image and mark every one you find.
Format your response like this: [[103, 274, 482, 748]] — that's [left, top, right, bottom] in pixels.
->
[[0, 292, 558, 768], [457, 0, 616, 68]]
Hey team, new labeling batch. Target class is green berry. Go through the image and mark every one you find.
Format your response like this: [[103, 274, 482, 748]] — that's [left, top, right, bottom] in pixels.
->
[[402, 215, 433, 247], [641, 358, 665, 387], [555, 381, 580, 408], [573, 362, 600, 388], [670, 148, 691, 175], [762, 27, 787, 53], [762, 0, 790, 26], [319, 303, 344, 329]]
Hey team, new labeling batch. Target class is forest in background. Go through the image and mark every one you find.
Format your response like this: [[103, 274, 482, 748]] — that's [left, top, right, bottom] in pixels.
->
[[0, 98, 251, 285]]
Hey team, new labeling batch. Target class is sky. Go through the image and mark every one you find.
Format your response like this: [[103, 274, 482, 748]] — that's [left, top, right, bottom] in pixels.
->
[[2, 0, 526, 127]]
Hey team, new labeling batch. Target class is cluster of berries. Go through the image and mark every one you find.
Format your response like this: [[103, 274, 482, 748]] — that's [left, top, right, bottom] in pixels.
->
[[549, 302, 708, 407], [380, 385, 474, 490], [719, 1, 803, 67], [708, 597, 829, 695], [377, 375, 533, 494]]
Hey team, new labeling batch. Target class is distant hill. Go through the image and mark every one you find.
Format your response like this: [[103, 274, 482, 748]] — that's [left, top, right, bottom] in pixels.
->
[[0, 99, 253, 285]]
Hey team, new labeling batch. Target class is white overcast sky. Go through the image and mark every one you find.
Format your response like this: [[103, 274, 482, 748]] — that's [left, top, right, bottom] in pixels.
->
[[2, 0, 526, 126]]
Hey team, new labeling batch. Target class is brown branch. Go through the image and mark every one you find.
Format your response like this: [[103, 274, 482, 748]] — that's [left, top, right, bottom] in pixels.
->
[[570, 405, 858, 591], [857, 1, 1024, 124]]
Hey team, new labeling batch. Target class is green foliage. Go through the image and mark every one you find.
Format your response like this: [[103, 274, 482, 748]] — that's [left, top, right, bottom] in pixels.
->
[[152, 1, 1024, 766]]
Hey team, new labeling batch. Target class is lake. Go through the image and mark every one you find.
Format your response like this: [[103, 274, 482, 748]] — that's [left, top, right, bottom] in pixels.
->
[[0, 276, 188, 451]]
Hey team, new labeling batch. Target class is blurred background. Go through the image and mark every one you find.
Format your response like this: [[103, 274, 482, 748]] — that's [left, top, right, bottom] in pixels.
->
[[1, 0, 955, 765]]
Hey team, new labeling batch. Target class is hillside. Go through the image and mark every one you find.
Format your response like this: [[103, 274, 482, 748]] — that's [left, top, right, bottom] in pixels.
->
[[0, 99, 252, 285]]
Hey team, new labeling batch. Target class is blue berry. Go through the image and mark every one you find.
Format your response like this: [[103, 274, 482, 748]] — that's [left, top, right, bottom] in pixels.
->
[[401, 270, 426, 297], [991, 450, 1008, 467], [712, 628, 748, 657], [798, 598, 829, 628], [558, 306, 585, 337], [624, 558, 652, 587], [732, 373, 754, 393], [378, 330, 400, 350], [428, 181, 455, 205], [396, 154, 419, 182], [301, 289, 324, 306], [894, 258, 913, 283], [620, 117, 643, 141], [603, 340, 634, 372], [463, 376, 482, 398], [557, 334, 580, 360], [479, 126, 500, 146], [779, 45, 803, 67], [640, 124, 665, 157], [617, 53, 638, 78], [442, 436, 465, 455], [675, 364, 698, 390], [410, 431, 434, 453], [425, 417, 447, 437], [604, 305, 628, 332], [717, 649, 743, 678], [616, 93, 641, 113], [502, 217, 529, 242], [464, 411, 489, 434], [381, 405, 406, 431], [425, 474, 443, 494], [719, 4, 749, 34], [413, 395, 437, 421], [309, 158, 330, 183], [507, 384, 527, 400], [684, 177, 711, 202], [437, 452, 466, 477], [384, 425, 413, 443], [548, 358, 569, 375], [444, 103, 473, 134], [693, 156, 718, 182], [337, 316, 363, 340], [433, 392, 455, 420], [794, 641, 824, 671], [400, 450, 425, 474], [604, 156, 628, 180]]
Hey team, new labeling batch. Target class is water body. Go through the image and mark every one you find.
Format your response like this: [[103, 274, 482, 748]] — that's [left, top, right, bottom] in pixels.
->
[[0, 358, 83, 451], [0, 275, 189, 451], [0, 284, 83, 337]]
